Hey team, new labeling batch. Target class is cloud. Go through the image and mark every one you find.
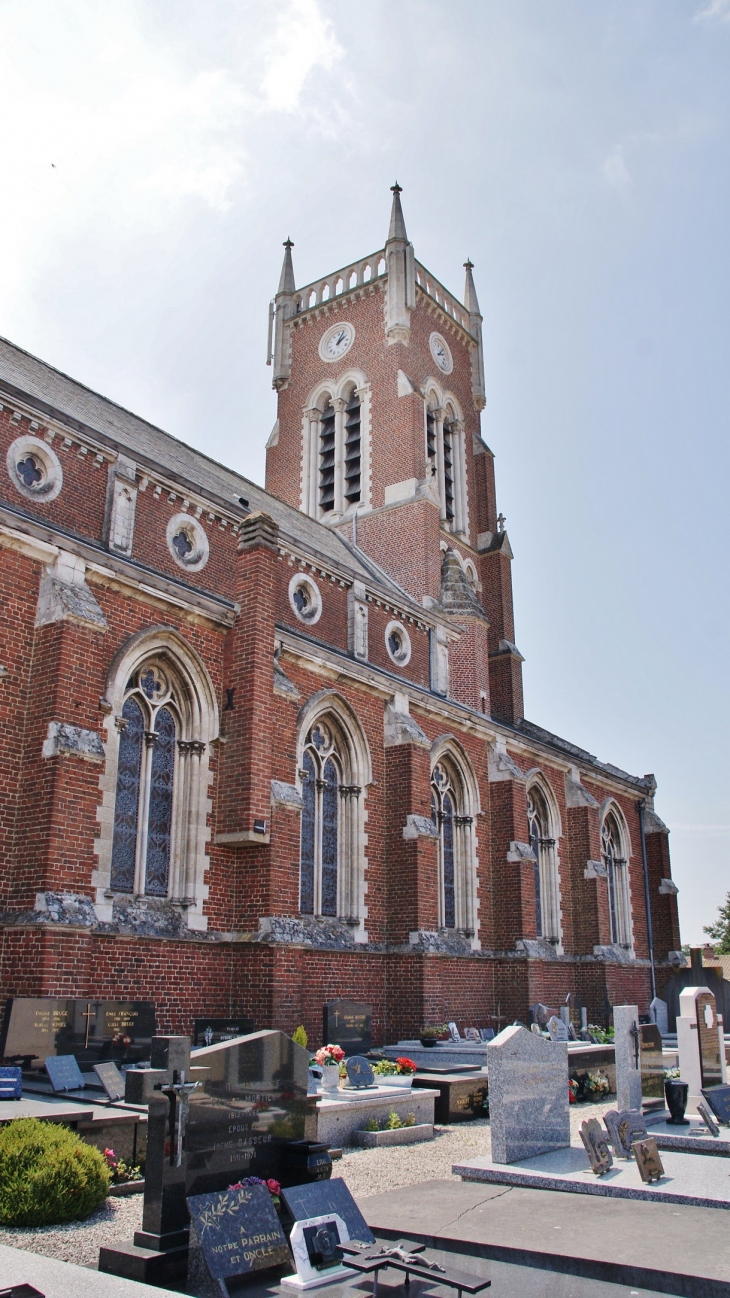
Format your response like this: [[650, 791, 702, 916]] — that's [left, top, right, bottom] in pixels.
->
[[260, 0, 343, 112], [601, 143, 631, 192], [695, 0, 730, 21]]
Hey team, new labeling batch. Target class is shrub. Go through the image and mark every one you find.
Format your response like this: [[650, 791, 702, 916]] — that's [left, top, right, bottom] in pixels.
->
[[373, 1059, 398, 1076], [292, 1025, 308, 1049], [0, 1118, 110, 1226]]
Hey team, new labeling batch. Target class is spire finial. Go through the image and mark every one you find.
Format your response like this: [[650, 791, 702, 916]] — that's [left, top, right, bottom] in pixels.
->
[[277, 237, 296, 295], [387, 182, 408, 243], [463, 257, 480, 315]]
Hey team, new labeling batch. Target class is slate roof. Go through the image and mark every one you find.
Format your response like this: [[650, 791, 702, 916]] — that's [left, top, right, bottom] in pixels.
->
[[0, 335, 408, 598]]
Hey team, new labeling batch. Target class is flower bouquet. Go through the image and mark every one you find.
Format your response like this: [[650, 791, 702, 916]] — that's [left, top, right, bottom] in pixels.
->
[[315, 1043, 345, 1091]]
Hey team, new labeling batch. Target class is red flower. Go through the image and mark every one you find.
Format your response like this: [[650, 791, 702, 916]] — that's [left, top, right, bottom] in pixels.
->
[[266, 1179, 281, 1195], [396, 1057, 417, 1075]]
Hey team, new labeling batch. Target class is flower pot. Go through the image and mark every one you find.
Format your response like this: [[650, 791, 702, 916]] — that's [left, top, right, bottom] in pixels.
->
[[375, 1074, 413, 1089], [665, 1078, 690, 1125], [419, 1037, 439, 1047], [320, 1065, 341, 1093]]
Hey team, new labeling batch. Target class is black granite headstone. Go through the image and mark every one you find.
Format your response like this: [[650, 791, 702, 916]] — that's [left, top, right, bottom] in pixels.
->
[[701, 1085, 730, 1126], [281, 1178, 374, 1245], [45, 1054, 84, 1092], [193, 1017, 255, 1048], [322, 1001, 371, 1057], [1, 998, 154, 1072], [345, 1056, 375, 1088], [639, 1023, 664, 1104], [93, 1061, 126, 1102], [187, 1184, 290, 1285]]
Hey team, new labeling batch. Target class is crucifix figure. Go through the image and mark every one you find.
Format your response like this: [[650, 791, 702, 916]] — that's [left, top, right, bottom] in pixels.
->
[[165, 1071, 200, 1168]]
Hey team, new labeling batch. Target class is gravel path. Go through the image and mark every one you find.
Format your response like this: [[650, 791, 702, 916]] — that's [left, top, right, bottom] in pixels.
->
[[0, 1101, 614, 1267]]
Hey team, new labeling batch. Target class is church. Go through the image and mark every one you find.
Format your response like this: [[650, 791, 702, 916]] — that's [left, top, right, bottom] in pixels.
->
[[0, 187, 681, 1042]]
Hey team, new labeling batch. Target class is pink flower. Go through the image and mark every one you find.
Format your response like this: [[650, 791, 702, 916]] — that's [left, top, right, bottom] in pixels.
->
[[266, 1179, 281, 1195], [315, 1044, 345, 1066]]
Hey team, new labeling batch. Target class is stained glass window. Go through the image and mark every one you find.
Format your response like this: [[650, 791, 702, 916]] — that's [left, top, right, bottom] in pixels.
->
[[527, 792, 544, 938], [321, 757, 339, 916], [17, 456, 42, 488], [145, 706, 176, 896], [172, 530, 193, 561], [110, 697, 144, 892], [431, 763, 458, 930], [602, 814, 627, 945], [300, 751, 315, 914]]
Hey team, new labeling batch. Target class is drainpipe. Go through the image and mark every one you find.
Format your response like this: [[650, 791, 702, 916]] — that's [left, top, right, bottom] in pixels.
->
[[637, 800, 656, 1001]]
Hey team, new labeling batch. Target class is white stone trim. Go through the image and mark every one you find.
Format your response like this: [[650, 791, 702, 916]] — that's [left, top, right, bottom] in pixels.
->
[[6, 434, 63, 503]]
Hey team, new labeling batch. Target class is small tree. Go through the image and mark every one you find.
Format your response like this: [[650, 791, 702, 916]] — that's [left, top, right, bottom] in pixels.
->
[[292, 1025, 308, 1049], [703, 893, 730, 954]]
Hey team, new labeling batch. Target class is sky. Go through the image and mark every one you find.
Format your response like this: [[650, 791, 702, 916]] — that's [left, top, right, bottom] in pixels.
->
[[0, 0, 728, 945]]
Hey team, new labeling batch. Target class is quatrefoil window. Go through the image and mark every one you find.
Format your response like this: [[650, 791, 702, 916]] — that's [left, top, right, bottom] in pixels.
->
[[7, 435, 63, 503], [166, 513, 209, 571]]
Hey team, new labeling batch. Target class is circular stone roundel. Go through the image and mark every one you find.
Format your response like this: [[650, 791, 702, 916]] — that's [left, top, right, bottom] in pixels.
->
[[385, 619, 412, 667], [6, 434, 63, 503], [166, 512, 210, 571], [319, 322, 355, 363], [430, 332, 453, 375]]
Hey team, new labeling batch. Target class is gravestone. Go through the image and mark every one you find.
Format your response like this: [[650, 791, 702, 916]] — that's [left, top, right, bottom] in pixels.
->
[[93, 1061, 125, 1102], [464, 1028, 480, 1042], [701, 1084, 730, 1126], [697, 1100, 721, 1136], [283, 1213, 351, 1290], [45, 1054, 84, 1092], [579, 1118, 613, 1175], [187, 1183, 291, 1296], [0, 997, 154, 1073], [486, 1025, 570, 1164], [0, 1065, 22, 1099], [639, 1023, 665, 1108], [632, 1136, 664, 1183], [677, 986, 728, 1113], [613, 1006, 642, 1112], [322, 1002, 371, 1058], [529, 1003, 550, 1029], [603, 1109, 648, 1159], [650, 997, 669, 1036], [547, 1016, 569, 1043], [344, 1056, 375, 1089], [280, 1178, 374, 1246], [479, 1028, 494, 1042], [447, 1022, 461, 1042], [100, 1029, 319, 1286], [193, 1017, 255, 1048]]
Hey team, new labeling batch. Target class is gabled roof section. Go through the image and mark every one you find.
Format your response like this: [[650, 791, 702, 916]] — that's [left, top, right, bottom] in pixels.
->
[[0, 335, 414, 602]]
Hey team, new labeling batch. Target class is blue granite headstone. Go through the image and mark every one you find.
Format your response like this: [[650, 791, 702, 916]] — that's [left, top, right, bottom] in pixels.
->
[[281, 1178, 374, 1245], [345, 1056, 375, 1088], [702, 1085, 730, 1125], [187, 1184, 290, 1282], [93, 1061, 126, 1102], [0, 1066, 22, 1099], [45, 1054, 84, 1092]]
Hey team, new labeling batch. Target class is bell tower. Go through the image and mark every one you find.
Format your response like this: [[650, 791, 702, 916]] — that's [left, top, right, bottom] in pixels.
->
[[265, 187, 523, 722]]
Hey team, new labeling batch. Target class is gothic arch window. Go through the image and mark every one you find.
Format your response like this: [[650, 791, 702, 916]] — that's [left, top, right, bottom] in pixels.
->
[[601, 808, 632, 948], [430, 745, 479, 938], [302, 374, 370, 521], [297, 695, 371, 935], [527, 781, 561, 945], [97, 628, 218, 928]]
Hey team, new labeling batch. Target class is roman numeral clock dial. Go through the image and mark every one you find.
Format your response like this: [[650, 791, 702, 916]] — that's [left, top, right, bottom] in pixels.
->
[[319, 322, 355, 362]]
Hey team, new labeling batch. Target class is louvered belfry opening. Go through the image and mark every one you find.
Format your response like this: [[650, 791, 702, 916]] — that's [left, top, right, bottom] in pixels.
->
[[442, 419, 455, 522], [319, 401, 336, 512], [426, 407, 437, 467], [344, 392, 361, 504]]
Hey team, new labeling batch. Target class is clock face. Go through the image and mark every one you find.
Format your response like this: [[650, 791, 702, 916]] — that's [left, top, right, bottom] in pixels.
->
[[430, 332, 453, 374], [320, 323, 354, 362]]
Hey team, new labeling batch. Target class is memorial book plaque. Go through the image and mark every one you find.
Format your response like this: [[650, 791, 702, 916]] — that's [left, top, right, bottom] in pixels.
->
[[579, 1118, 613, 1175], [0, 998, 154, 1073], [632, 1136, 664, 1183], [322, 1001, 372, 1058], [45, 1053, 85, 1092], [603, 1110, 648, 1159], [187, 1184, 290, 1291], [93, 1061, 126, 1102], [701, 1084, 730, 1126]]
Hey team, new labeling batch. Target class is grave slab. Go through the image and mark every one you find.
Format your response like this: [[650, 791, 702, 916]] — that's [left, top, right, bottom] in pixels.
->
[[0, 1242, 171, 1296], [454, 1144, 730, 1208], [358, 1178, 730, 1298], [411, 1071, 488, 1123], [316, 1089, 437, 1146]]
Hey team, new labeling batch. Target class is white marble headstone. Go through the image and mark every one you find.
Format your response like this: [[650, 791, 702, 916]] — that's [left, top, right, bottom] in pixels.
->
[[282, 1213, 351, 1290], [613, 1005, 642, 1112], [677, 985, 728, 1114], [547, 1016, 569, 1043], [487, 1024, 570, 1164]]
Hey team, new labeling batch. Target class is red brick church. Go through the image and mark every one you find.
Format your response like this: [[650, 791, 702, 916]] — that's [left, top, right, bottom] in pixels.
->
[[0, 187, 681, 1041]]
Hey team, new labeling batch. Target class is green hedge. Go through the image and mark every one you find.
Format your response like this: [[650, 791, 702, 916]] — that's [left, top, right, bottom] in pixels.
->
[[0, 1117, 110, 1226]]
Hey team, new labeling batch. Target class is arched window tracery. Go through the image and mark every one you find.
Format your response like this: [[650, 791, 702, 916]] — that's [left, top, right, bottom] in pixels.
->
[[430, 750, 478, 937], [526, 778, 562, 947], [601, 810, 632, 948]]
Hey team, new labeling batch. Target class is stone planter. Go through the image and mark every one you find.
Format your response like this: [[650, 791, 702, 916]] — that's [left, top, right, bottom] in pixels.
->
[[108, 1179, 145, 1197], [374, 1074, 413, 1089], [352, 1123, 434, 1147], [320, 1065, 341, 1093]]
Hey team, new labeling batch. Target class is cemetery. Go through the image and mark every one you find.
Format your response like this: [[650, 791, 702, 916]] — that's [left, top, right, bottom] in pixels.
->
[[0, 980, 728, 1298]]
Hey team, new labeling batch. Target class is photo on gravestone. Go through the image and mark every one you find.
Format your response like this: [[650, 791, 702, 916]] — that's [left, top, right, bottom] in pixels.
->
[[0, 998, 155, 1073], [345, 1056, 375, 1089], [603, 1110, 648, 1159], [187, 1184, 291, 1287], [579, 1118, 613, 1175], [701, 1084, 730, 1126], [632, 1136, 664, 1183], [280, 1178, 375, 1246], [696, 992, 723, 1088], [321, 1002, 371, 1058], [185, 1030, 313, 1201], [639, 1023, 665, 1107], [697, 1101, 720, 1136], [45, 1054, 84, 1092], [93, 1061, 126, 1102], [193, 1018, 255, 1048], [284, 1213, 352, 1291], [487, 1025, 570, 1164]]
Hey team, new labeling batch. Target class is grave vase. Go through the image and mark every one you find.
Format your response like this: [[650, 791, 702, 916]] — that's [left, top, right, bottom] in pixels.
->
[[320, 1064, 341, 1093], [665, 1078, 690, 1125]]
